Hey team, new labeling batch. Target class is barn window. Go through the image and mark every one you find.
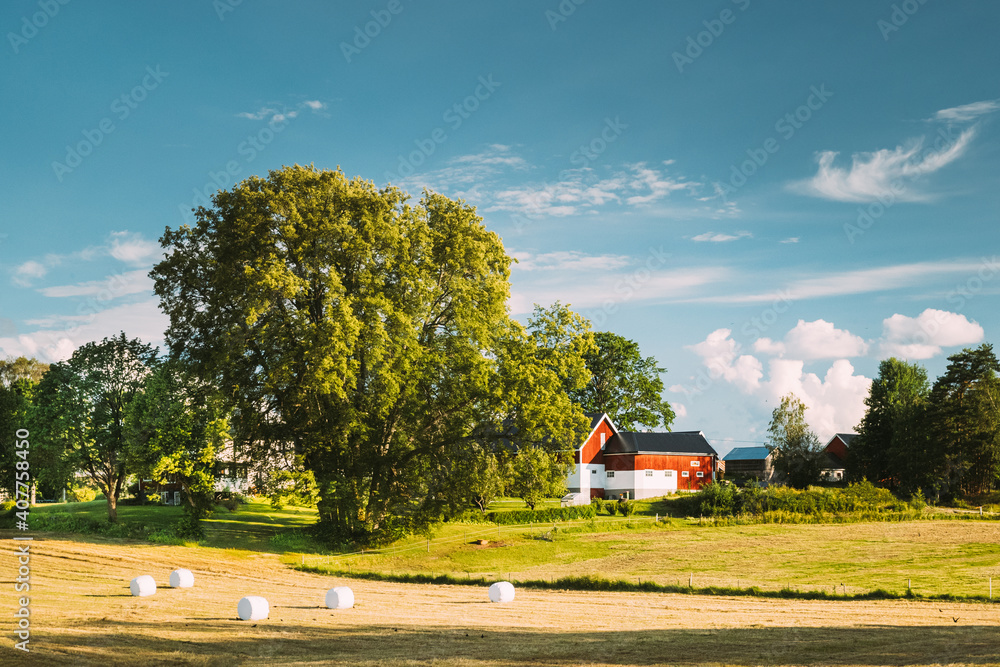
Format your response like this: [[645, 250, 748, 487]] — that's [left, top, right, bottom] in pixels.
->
[[696, 471, 704, 478], [645, 470, 653, 477], [606, 470, 614, 478], [591, 469, 597, 474], [681, 471, 689, 478], [600, 433, 606, 448], [691, 460, 700, 467], [665, 470, 674, 477]]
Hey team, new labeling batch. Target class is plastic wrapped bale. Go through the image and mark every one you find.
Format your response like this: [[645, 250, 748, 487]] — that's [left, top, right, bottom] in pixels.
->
[[129, 575, 156, 597], [237, 596, 269, 621], [488, 581, 515, 603], [325, 586, 354, 610], [169, 568, 194, 588]]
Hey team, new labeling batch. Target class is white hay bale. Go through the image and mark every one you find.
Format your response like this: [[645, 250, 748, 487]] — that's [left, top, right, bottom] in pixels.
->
[[169, 568, 194, 588], [325, 586, 354, 610], [488, 581, 515, 603], [237, 595, 269, 621], [129, 575, 156, 597]]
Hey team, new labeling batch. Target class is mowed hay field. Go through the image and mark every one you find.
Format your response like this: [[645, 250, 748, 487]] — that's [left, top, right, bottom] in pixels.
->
[[3, 535, 1000, 666]]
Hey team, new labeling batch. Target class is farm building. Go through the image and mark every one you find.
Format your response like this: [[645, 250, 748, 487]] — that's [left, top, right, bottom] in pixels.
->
[[821, 433, 855, 481], [565, 413, 718, 502], [721, 446, 775, 483]]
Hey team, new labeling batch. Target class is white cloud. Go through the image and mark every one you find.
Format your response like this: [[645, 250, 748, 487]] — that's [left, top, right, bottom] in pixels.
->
[[238, 99, 327, 122], [623, 162, 700, 205], [512, 251, 631, 273], [686, 259, 987, 304], [795, 127, 975, 202], [783, 319, 868, 360], [690, 231, 752, 243], [763, 358, 870, 441], [932, 99, 1000, 123], [109, 231, 159, 265], [687, 329, 871, 442], [673, 402, 687, 419], [12, 261, 47, 287], [508, 248, 726, 315], [400, 150, 702, 219], [686, 329, 763, 394], [0, 299, 167, 363], [38, 270, 154, 298], [753, 337, 786, 356], [780, 237, 800, 244], [878, 308, 984, 360]]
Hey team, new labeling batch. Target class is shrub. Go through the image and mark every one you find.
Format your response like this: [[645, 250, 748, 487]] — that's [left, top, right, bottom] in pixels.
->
[[474, 504, 597, 525], [68, 485, 98, 503], [618, 500, 636, 517]]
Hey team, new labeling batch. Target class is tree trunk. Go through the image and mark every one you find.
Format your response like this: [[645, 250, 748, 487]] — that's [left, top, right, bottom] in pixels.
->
[[106, 493, 117, 523]]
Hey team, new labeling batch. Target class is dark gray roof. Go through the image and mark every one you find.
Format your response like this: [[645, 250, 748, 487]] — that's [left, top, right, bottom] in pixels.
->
[[834, 433, 857, 445], [584, 413, 608, 432], [605, 431, 717, 456], [723, 446, 772, 461]]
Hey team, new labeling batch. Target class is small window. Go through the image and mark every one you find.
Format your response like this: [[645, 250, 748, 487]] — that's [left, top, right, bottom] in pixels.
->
[[606, 470, 615, 478], [691, 460, 700, 467], [591, 469, 597, 474], [645, 470, 653, 477], [681, 471, 689, 478], [696, 471, 704, 478], [600, 432, 606, 447], [665, 470, 674, 477]]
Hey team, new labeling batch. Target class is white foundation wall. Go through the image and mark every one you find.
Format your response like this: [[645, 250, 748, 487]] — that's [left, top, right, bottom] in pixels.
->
[[605, 469, 679, 499], [567, 462, 605, 495]]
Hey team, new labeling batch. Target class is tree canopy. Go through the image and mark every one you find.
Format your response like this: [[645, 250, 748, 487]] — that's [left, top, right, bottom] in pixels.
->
[[849, 357, 930, 490], [126, 360, 229, 535], [571, 331, 675, 431], [30, 333, 156, 522], [151, 165, 591, 544], [0, 357, 48, 498], [767, 393, 823, 489], [927, 344, 1000, 497]]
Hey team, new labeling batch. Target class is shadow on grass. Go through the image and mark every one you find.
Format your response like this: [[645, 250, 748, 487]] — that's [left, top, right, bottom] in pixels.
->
[[20, 621, 1000, 666]]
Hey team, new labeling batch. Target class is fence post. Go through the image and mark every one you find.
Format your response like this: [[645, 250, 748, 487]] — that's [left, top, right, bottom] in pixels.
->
[[689, 572, 693, 588], [991, 577, 993, 599]]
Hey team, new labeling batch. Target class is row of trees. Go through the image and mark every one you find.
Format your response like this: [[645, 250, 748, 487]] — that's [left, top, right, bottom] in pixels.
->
[[4, 169, 678, 543], [850, 346, 1000, 499], [762, 345, 1000, 500], [3, 320, 672, 538]]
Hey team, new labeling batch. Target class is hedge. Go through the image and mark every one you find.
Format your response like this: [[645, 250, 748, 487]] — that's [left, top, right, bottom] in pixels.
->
[[463, 504, 597, 525]]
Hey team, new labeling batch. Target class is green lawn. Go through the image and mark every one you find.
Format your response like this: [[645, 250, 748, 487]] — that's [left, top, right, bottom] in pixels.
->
[[28, 497, 320, 551], [28, 495, 1000, 600]]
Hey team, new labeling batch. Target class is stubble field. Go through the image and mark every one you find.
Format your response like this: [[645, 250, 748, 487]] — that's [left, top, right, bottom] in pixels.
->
[[3, 534, 1000, 666]]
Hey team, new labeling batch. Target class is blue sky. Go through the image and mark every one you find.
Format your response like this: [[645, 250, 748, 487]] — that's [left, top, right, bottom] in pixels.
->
[[3, 1, 998, 454]]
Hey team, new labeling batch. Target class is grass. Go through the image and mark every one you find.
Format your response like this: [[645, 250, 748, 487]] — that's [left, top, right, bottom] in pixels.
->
[[26, 495, 1000, 601], [290, 519, 1000, 601], [27, 497, 321, 551], [7, 536, 1000, 666]]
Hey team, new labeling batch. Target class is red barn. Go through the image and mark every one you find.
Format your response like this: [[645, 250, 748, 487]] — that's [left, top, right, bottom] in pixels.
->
[[566, 413, 718, 501]]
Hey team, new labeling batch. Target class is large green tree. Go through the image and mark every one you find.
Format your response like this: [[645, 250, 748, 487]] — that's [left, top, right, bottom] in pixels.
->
[[126, 360, 229, 536], [927, 344, 1000, 498], [571, 331, 675, 431], [0, 357, 49, 499], [151, 165, 591, 544], [849, 357, 930, 491], [30, 333, 156, 522], [767, 393, 823, 489]]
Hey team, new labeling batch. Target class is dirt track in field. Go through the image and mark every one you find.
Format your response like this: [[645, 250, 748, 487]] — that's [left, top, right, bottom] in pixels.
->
[[3, 535, 999, 666]]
